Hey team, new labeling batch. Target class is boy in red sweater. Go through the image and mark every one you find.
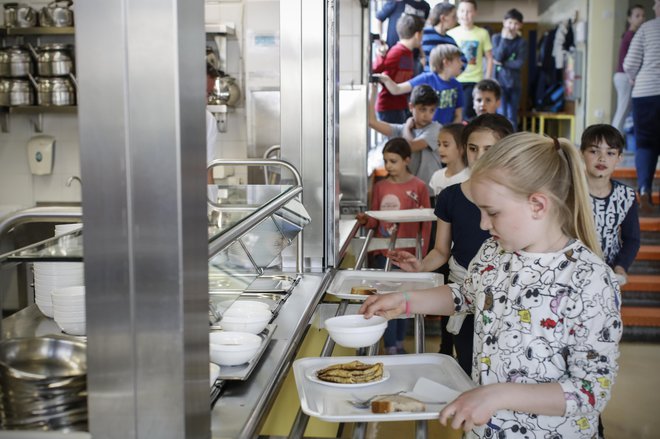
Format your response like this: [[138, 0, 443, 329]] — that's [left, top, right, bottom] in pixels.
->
[[373, 14, 425, 124]]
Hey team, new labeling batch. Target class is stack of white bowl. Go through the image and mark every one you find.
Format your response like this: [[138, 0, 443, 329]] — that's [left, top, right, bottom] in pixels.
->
[[51, 286, 86, 336], [221, 301, 272, 334], [33, 262, 84, 318]]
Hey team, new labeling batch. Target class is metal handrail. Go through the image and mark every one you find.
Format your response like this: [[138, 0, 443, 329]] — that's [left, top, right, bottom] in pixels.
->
[[0, 206, 82, 239], [262, 145, 281, 184], [207, 158, 305, 272]]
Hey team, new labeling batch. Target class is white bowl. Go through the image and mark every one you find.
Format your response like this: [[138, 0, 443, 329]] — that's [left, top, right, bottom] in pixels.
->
[[223, 306, 271, 319], [209, 331, 261, 366], [220, 300, 270, 314], [34, 262, 84, 273], [55, 319, 86, 335], [324, 314, 388, 348], [51, 286, 85, 300], [35, 302, 53, 318], [53, 308, 85, 319], [220, 313, 270, 334]]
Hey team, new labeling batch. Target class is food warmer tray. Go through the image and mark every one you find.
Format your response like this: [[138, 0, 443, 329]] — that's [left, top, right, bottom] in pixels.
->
[[293, 353, 474, 423], [210, 323, 276, 381], [326, 271, 443, 301]]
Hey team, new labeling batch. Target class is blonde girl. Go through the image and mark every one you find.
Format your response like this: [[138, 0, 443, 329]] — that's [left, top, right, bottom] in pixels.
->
[[361, 132, 621, 438]]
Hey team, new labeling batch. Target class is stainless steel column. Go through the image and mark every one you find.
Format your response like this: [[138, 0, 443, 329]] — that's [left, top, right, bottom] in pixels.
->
[[75, 1, 210, 438], [280, 0, 339, 269]]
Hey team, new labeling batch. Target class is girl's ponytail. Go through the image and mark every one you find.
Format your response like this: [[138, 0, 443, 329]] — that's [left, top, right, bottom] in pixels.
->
[[555, 138, 602, 257]]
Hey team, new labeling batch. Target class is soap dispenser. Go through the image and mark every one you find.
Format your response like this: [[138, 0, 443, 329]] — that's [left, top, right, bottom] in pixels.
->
[[27, 135, 55, 175]]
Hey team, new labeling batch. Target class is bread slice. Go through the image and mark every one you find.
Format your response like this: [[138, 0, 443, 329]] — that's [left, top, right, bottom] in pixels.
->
[[351, 286, 377, 295], [371, 395, 425, 413]]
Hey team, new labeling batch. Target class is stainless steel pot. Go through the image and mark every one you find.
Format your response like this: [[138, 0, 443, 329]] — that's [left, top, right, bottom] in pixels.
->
[[1, 46, 33, 77], [28, 75, 76, 106], [38, 0, 74, 27], [209, 74, 241, 106], [3, 3, 37, 28], [0, 50, 9, 77], [28, 43, 74, 76], [0, 79, 33, 106]]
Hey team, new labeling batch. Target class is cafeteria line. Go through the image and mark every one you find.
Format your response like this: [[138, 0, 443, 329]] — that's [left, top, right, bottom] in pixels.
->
[[0, 0, 659, 438]]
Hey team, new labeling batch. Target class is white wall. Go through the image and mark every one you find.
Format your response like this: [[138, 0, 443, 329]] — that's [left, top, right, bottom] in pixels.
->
[[339, 0, 365, 86]]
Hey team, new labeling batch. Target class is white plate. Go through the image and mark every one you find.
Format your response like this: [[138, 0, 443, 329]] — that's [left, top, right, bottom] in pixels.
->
[[326, 271, 444, 301], [365, 208, 436, 223], [305, 367, 390, 388]]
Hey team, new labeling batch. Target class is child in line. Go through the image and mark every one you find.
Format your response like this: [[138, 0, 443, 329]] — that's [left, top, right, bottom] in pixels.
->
[[491, 8, 526, 130], [448, 0, 493, 120], [369, 83, 442, 193], [472, 79, 501, 117], [377, 44, 464, 125], [421, 2, 465, 72], [388, 114, 513, 374], [361, 132, 621, 438], [580, 124, 641, 286], [373, 14, 426, 124], [428, 123, 469, 199], [356, 138, 431, 355]]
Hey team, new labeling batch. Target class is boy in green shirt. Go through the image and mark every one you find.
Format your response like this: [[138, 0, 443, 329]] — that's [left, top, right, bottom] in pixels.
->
[[447, 0, 493, 120]]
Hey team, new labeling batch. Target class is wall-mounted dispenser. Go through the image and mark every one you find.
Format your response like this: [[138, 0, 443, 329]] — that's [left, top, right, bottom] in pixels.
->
[[27, 135, 55, 175]]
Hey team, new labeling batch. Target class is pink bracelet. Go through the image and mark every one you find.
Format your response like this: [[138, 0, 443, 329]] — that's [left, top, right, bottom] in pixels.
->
[[403, 292, 411, 318]]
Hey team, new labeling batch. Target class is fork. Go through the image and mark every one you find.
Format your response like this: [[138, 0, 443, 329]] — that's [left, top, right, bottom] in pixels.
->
[[347, 391, 405, 409]]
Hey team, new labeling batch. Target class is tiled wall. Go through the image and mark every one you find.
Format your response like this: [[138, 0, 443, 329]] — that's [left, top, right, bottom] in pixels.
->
[[0, 114, 81, 209], [339, 0, 365, 86]]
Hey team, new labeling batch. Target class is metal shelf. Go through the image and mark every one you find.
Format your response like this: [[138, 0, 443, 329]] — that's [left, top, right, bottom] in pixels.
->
[[0, 26, 74, 36]]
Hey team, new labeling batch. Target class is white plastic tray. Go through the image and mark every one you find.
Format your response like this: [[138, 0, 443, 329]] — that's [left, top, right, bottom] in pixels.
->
[[326, 271, 444, 301], [293, 354, 474, 422], [365, 208, 437, 223]]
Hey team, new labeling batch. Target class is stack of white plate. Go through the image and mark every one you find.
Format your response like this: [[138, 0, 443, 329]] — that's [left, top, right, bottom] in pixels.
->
[[54, 223, 83, 235], [33, 262, 84, 318], [51, 286, 86, 336]]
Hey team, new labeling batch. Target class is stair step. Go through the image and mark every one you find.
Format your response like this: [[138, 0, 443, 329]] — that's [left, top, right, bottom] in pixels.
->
[[622, 306, 660, 327], [621, 274, 660, 293], [640, 218, 660, 232], [637, 245, 660, 261], [612, 168, 660, 180]]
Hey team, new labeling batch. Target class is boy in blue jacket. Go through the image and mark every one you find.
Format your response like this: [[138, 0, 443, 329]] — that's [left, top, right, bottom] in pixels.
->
[[491, 8, 526, 130]]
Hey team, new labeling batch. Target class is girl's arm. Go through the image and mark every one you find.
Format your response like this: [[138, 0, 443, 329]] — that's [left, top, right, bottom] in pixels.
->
[[439, 382, 565, 431], [377, 74, 413, 96], [359, 285, 456, 320], [419, 218, 452, 271]]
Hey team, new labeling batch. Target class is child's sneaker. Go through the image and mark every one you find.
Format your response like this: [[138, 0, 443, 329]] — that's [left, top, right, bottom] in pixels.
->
[[385, 346, 398, 355], [396, 342, 407, 354]]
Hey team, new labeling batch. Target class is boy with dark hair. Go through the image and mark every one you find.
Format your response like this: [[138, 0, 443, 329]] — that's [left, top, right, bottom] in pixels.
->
[[447, 0, 493, 120], [369, 83, 442, 192], [580, 124, 640, 286], [472, 78, 501, 116], [373, 14, 426, 123], [491, 8, 527, 130]]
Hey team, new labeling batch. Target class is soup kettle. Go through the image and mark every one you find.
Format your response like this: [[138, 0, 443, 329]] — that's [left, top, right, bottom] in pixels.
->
[[0, 78, 34, 106], [0, 47, 33, 77], [3, 3, 37, 28], [208, 74, 241, 107], [28, 74, 76, 106], [39, 0, 74, 27], [28, 43, 74, 76]]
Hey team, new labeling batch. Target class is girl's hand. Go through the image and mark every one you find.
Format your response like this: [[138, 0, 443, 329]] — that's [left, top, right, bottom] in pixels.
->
[[356, 212, 370, 227], [386, 250, 421, 272], [439, 385, 499, 432], [359, 291, 406, 320]]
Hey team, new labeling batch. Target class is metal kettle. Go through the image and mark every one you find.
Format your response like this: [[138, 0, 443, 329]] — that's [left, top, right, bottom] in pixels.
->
[[38, 0, 74, 27], [209, 74, 241, 107], [3, 3, 37, 28]]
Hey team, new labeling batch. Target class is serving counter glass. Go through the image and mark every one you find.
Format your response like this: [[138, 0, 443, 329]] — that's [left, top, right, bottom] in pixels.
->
[[0, 172, 341, 438]]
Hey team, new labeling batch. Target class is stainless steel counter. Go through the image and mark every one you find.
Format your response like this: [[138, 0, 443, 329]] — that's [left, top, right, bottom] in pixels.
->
[[1, 271, 333, 439]]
